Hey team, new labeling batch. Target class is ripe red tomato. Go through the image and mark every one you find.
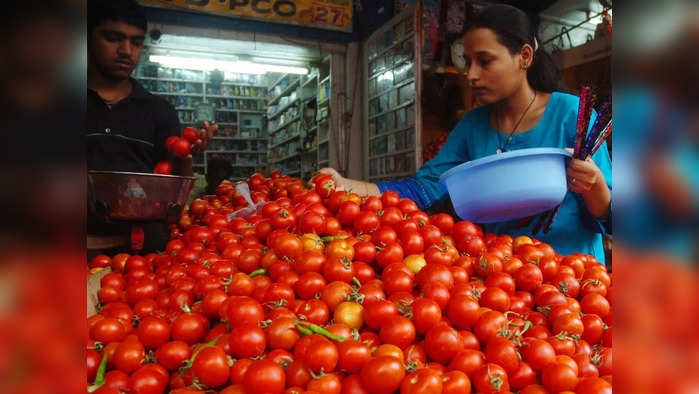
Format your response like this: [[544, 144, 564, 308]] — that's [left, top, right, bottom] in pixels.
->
[[474, 311, 507, 344], [379, 315, 416, 350], [136, 316, 171, 349], [519, 337, 556, 370], [180, 127, 199, 143], [441, 370, 471, 394], [360, 355, 406, 394], [171, 137, 191, 158], [541, 362, 578, 392], [401, 368, 443, 394], [485, 337, 520, 374], [337, 339, 372, 374], [154, 161, 172, 175], [155, 341, 191, 371], [472, 363, 510, 393], [191, 345, 230, 387], [243, 359, 286, 394], [424, 324, 463, 364], [448, 348, 485, 377]]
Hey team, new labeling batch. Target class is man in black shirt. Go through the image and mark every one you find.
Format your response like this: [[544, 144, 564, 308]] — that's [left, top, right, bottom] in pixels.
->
[[87, 0, 217, 252], [87, 0, 217, 174]]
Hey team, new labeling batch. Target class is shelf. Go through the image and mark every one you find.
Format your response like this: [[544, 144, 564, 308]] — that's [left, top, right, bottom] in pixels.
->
[[219, 81, 267, 88], [268, 98, 299, 119], [369, 125, 414, 141], [269, 79, 301, 106], [212, 136, 266, 140], [319, 159, 329, 165], [302, 74, 319, 87], [271, 115, 301, 134], [234, 109, 266, 114], [137, 76, 267, 88], [369, 34, 413, 62], [320, 75, 330, 86], [368, 148, 414, 160], [369, 56, 414, 81], [367, 99, 415, 120], [369, 77, 415, 101], [270, 74, 288, 91], [207, 94, 266, 100], [137, 76, 203, 83], [175, 107, 195, 110], [153, 92, 203, 97], [270, 134, 300, 149], [216, 122, 237, 126], [318, 139, 329, 145], [318, 98, 329, 107], [270, 152, 300, 164]]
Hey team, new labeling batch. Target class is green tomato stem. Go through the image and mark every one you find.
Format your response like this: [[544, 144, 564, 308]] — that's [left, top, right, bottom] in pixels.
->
[[249, 268, 267, 278], [297, 321, 346, 342]]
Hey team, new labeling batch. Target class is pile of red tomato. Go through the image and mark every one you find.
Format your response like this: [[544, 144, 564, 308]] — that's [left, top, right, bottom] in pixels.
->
[[87, 171, 612, 394]]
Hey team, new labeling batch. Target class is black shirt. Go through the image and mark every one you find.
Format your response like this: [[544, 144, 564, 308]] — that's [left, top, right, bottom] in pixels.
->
[[86, 78, 181, 172]]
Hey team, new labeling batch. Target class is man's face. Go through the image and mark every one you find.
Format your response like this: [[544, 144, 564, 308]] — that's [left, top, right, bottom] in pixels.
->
[[88, 20, 145, 81]]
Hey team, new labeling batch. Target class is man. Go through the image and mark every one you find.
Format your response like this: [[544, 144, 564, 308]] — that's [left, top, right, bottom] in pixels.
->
[[87, 0, 217, 252], [87, 0, 217, 173]]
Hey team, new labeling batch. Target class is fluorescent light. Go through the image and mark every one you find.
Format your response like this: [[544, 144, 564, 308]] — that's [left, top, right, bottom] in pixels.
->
[[148, 55, 308, 75]]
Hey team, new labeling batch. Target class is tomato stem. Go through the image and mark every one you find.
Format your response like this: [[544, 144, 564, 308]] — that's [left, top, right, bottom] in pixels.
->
[[87, 352, 108, 392], [351, 277, 362, 288], [294, 323, 313, 336], [296, 321, 346, 342], [249, 268, 267, 278]]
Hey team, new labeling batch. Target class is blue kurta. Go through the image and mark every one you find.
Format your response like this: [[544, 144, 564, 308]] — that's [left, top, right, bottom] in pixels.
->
[[378, 91, 612, 263]]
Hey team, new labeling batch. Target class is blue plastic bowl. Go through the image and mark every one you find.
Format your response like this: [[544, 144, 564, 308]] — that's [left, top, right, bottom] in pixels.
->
[[438, 148, 572, 223]]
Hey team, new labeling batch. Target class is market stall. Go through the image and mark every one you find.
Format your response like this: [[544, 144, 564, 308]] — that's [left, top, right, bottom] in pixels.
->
[[86, 1, 612, 393]]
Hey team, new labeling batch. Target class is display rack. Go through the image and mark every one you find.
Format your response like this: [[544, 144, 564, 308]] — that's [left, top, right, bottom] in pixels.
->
[[363, 4, 422, 182], [135, 63, 268, 178], [268, 55, 332, 180]]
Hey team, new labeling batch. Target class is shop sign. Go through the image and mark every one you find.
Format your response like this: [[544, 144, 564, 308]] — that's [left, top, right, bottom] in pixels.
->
[[140, 0, 353, 32]]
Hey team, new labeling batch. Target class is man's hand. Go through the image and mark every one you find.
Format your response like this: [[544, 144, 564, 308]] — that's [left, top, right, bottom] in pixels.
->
[[190, 121, 219, 155]]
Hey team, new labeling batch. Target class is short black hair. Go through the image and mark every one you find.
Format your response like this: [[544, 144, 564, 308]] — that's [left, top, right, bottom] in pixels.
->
[[88, 0, 147, 36]]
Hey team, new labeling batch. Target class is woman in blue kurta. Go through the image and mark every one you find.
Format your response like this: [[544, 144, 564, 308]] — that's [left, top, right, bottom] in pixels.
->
[[321, 5, 612, 263]]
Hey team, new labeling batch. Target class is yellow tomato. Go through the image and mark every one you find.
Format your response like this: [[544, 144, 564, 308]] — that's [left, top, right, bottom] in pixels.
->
[[513, 235, 533, 250], [301, 233, 324, 252], [404, 254, 426, 274], [334, 301, 364, 329]]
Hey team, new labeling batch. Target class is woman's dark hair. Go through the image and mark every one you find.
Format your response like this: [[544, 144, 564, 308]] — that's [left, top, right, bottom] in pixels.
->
[[88, 0, 147, 37], [465, 4, 562, 92]]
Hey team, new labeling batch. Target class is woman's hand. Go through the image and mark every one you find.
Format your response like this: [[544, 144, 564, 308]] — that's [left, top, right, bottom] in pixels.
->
[[565, 148, 610, 218], [318, 167, 347, 189], [566, 155, 604, 195], [316, 167, 382, 197]]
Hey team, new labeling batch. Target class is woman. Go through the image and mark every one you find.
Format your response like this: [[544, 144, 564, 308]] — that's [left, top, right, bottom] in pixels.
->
[[321, 5, 612, 263]]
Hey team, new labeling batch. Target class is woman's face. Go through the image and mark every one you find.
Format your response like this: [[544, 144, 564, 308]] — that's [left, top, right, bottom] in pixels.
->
[[463, 28, 527, 104]]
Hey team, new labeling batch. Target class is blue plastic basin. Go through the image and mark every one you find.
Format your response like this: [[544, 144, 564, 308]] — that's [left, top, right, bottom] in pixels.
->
[[438, 148, 572, 223]]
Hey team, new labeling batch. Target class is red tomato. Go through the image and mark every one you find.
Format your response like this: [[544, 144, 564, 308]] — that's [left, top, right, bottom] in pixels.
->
[[472, 363, 510, 393], [182, 127, 199, 142], [400, 368, 443, 394], [424, 324, 463, 364], [542, 362, 578, 392], [243, 359, 286, 394], [171, 137, 191, 158], [360, 355, 406, 394], [441, 370, 471, 394]]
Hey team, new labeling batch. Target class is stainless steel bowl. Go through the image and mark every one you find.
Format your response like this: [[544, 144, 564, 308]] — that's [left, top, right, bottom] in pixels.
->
[[88, 171, 196, 222]]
